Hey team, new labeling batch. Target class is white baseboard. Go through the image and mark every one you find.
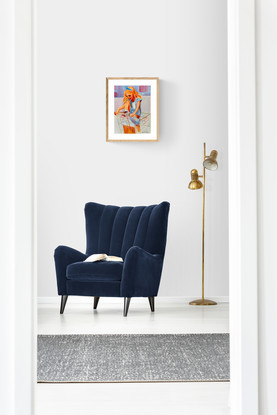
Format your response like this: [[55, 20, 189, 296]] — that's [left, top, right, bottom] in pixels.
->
[[38, 296, 229, 305]]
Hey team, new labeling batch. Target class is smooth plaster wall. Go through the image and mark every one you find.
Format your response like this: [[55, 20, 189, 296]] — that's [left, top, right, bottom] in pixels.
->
[[37, 0, 228, 298]]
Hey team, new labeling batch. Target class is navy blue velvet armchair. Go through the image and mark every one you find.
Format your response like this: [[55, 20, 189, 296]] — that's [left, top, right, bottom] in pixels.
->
[[54, 201, 170, 316]]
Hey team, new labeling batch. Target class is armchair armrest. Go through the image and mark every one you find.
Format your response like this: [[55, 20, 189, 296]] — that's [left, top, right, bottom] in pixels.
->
[[120, 246, 163, 298], [54, 245, 87, 295]]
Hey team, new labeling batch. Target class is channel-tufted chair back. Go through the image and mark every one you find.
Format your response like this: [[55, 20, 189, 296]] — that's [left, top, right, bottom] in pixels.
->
[[85, 202, 170, 258]]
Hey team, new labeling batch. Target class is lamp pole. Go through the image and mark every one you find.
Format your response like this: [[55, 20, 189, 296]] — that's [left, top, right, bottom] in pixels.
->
[[189, 142, 217, 306]]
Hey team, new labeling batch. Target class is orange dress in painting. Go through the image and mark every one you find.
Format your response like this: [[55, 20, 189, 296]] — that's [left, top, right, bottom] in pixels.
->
[[114, 87, 142, 133]]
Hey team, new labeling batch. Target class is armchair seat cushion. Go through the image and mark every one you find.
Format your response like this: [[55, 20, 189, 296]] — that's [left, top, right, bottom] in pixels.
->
[[66, 261, 123, 282]]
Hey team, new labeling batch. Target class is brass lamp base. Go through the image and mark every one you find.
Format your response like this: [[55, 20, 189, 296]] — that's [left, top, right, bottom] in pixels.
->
[[189, 298, 217, 306]]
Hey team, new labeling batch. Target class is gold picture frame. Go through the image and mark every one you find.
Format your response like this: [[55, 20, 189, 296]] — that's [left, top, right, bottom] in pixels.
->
[[106, 77, 159, 142]]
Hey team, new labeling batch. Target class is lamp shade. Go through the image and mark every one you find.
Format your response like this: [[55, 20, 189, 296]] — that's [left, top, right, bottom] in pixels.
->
[[188, 169, 203, 190], [203, 150, 218, 171]]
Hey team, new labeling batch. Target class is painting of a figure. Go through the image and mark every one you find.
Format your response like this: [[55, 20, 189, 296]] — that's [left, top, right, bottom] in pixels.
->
[[106, 77, 158, 142], [114, 85, 151, 134]]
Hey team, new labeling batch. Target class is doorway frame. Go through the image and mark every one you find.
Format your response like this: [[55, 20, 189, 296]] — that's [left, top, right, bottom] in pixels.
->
[[2, 0, 258, 414], [227, 0, 258, 413]]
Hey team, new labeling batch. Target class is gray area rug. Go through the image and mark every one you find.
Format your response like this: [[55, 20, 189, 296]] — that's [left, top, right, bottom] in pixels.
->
[[37, 334, 229, 383]]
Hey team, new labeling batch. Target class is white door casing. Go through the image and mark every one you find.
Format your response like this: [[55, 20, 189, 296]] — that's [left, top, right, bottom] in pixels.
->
[[0, 0, 258, 414]]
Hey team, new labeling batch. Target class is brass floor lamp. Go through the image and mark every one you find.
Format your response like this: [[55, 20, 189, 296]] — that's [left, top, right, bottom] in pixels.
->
[[188, 142, 218, 306]]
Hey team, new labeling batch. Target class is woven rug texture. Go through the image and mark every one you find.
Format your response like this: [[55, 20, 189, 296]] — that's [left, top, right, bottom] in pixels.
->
[[37, 333, 229, 383]]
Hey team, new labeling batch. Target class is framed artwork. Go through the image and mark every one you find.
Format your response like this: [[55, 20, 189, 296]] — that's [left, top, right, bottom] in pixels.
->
[[106, 77, 159, 142]]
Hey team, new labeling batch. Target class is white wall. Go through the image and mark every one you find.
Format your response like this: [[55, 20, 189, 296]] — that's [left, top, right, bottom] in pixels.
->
[[256, 0, 277, 413], [37, 0, 228, 298]]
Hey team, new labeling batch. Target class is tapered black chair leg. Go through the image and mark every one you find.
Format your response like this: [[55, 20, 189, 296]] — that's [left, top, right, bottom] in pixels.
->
[[94, 296, 100, 310], [123, 297, 131, 317], [148, 296, 155, 312], [60, 295, 68, 314]]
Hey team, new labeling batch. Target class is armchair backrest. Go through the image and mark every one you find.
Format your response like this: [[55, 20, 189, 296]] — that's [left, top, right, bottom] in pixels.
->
[[85, 202, 170, 258]]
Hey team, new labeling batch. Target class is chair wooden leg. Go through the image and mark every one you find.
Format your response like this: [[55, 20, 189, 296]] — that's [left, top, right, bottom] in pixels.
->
[[60, 295, 68, 314], [148, 296, 155, 312], [123, 297, 131, 317], [94, 296, 100, 310]]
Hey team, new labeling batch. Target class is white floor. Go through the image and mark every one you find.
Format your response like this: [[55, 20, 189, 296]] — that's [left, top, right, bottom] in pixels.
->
[[37, 298, 230, 415]]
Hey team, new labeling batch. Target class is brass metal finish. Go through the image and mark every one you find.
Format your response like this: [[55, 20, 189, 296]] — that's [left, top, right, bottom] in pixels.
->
[[189, 298, 217, 306], [188, 143, 219, 306], [203, 150, 218, 171], [188, 169, 203, 190]]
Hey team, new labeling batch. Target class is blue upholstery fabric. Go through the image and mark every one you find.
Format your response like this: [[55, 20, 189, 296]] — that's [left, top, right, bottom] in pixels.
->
[[66, 280, 121, 297], [121, 247, 163, 297], [54, 201, 170, 298], [67, 261, 123, 282], [54, 246, 88, 295]]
